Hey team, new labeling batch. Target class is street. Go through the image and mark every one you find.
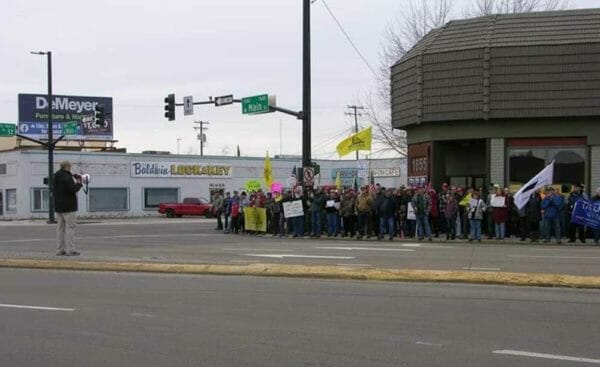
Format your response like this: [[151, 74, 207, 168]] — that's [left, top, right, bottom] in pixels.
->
[[1, 268, 599, 366], [1, 219, 599, 276]]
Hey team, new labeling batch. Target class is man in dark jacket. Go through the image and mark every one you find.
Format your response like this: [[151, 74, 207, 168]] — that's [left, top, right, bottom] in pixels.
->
[[567, 183, 588, 243], [54, 161, 82, 256], [526, 191, 542, 243], [378, 189, 397, 240]]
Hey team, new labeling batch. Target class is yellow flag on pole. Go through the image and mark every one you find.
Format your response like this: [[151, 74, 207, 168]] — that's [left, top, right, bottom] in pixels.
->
[[263, 154, 273, 188], [336, 127, 372, 157], [335, 171, 342, 190]]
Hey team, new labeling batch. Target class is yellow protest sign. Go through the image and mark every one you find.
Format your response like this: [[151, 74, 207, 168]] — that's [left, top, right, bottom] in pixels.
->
[[244, 207, 267, 232]]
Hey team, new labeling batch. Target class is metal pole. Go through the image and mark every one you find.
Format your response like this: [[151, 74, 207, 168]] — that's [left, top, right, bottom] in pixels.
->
[[354, 110, 358, 161], [47, 51, 55, 224], [346, 105, 364, 161], [302, 0, 311, 180], [200, 120, 204, 156]]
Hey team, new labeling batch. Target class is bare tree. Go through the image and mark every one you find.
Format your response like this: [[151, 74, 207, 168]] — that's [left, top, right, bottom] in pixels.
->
[[367, 0, 568, 157], [466, 0, 568, 16], [366, 0, 451, 157]]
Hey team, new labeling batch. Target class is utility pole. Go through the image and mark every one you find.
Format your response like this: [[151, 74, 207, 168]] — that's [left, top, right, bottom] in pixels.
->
[[31, 51, 55, 224], [193, 120, 209, 156], [302, 0, 312, 182], [345, 105, 364, 160]]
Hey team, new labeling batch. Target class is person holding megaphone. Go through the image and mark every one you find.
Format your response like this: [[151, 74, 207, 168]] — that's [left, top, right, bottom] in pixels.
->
[[54, 161, 83, 256]]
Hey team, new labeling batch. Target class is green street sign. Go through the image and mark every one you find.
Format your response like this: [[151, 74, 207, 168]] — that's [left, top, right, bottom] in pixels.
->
[[0, 123, 16, 137], [242, 94, 270, 114], [62, 121, 78, 135]]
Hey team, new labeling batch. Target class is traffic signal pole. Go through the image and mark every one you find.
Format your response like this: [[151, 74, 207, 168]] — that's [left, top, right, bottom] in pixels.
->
[[46, 51, 55, 223], [302, 0, 312, 180]]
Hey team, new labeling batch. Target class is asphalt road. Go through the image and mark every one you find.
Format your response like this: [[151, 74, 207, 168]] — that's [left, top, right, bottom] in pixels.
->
[[1, 218, 599, 276], [1, 268, 599, 367]]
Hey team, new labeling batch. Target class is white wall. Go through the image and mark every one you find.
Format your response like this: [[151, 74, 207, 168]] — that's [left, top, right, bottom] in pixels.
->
[[0, 150, 406, 219]]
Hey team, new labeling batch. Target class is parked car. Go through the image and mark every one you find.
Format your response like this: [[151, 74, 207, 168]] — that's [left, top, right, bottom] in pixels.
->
[[158, 197, 213, 218]]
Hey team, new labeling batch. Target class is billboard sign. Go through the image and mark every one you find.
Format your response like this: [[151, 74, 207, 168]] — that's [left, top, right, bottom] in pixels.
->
[[18, 94, 113, 141]]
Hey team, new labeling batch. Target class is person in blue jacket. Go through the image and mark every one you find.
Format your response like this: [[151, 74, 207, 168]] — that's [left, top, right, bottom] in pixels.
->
[[541, 186, 565, 244]]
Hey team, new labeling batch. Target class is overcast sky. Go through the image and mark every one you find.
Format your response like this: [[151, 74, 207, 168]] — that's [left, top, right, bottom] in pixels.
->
[[0, 0, 597, 158]]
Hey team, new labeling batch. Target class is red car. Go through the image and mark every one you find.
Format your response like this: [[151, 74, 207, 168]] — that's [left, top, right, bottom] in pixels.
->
[[158, 197, 213, 218]]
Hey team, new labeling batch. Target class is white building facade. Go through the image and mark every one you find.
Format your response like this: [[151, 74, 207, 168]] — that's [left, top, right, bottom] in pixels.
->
[[0, 150, 406, 219]]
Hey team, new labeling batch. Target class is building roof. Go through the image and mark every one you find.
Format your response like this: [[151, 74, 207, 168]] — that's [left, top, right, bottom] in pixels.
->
[[391, 8, 600, 128], [398, 8, 600, 64]]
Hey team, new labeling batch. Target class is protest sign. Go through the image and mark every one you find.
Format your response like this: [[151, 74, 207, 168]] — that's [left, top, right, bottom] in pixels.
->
[[491, 195, 506, 208], [283, 200, 304, 218], [407, 202, 416, 220], [571, 199, 600, 230], [244, 207, 267, 232]]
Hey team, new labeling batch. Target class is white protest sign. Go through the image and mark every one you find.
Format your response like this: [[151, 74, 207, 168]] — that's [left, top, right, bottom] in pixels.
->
[[283, 200, 304, 218], [491, 195, 506, 208], [407, 202, 416, 220]]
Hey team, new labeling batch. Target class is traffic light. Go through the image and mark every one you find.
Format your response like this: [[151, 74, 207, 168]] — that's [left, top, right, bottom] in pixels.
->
[[164, 94, 175, 121], [94, 104, 105, 125]]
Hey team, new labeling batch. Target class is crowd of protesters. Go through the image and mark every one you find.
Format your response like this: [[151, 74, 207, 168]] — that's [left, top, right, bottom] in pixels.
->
[[210, 183, 600, 245]]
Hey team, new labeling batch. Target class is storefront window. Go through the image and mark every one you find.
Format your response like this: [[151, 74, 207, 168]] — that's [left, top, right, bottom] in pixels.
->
[[89, 188, 129, 212], [32, 188, 50, 212], [6, 189, 17, 213], [508, 147, 585, 186], [144, 188, 179, 209]]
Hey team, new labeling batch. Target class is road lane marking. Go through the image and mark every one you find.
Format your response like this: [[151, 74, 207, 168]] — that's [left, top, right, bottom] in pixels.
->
[[336, 263, 372, 267], [508, 255, 600, 260], [131, 313, 155, 318], [223, 248, 290, 252], [0, 233, 214, 244], [230, 260, 260, 263], [244, 254, 355, 260], [493, 350, 600, 364], [462, 267, 500, 271], [416, 341, 444, 347], [0, 303, 75, 312], [315, 247, 414, 252]]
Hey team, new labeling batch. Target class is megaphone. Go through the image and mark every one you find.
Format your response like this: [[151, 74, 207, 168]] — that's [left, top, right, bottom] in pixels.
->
[[80, 174, 91, 194], [81, 174, 91, 185]]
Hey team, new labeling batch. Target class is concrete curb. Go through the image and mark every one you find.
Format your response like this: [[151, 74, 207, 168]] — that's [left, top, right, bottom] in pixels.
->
[[1, 258, 599, 289]]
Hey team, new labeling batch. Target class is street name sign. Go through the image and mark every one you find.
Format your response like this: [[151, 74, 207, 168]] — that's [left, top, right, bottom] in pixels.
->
[[242, 94, 270, 114], [0, 123, 16, 137], [215, 94, 234, 107], [183, 96, 194, 116], [62, 122, 78, 135]]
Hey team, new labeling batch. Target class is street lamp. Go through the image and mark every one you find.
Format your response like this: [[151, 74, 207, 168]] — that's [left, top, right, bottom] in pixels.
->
[[30, 51, 55, 224]]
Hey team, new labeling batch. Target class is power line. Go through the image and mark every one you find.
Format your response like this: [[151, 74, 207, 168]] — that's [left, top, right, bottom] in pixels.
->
[[319, 0, 378, 78]]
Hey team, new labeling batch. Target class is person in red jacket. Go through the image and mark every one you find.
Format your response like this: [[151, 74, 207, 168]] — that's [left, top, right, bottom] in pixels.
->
[[492, 188, 508, 240]]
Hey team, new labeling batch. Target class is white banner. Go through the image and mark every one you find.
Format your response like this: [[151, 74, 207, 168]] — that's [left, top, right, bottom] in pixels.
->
[[283, 200, 304, 218], [131, 162, 232, 178]]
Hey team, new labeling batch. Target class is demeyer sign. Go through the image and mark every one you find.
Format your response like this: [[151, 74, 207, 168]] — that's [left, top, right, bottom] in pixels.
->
[[18, 94, 113, 141], [131, 162, 232, 178]]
